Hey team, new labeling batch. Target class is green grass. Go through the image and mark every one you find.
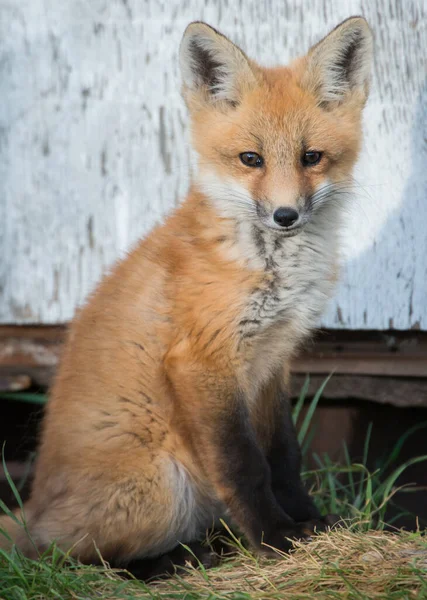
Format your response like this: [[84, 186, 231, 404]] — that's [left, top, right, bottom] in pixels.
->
[[295, 378, 427, 531], [0, 392, 47, 406], [1, 376, 427, 599], [1, 529, 427, 599]]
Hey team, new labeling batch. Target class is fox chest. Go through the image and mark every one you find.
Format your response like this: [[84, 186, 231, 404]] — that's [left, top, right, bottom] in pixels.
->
[[237, 229, 338, 379]]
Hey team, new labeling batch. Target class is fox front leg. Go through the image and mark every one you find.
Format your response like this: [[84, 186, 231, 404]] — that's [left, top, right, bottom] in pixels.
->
[[166, 357, 317, 554], [262, 378, 339, 529]]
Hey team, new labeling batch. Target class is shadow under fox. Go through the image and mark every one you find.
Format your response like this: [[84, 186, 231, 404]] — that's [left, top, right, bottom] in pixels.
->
[[0, 17, 373, 574]]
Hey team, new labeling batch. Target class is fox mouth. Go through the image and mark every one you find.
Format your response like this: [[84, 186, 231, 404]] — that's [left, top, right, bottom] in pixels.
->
[[262, 221, 304, 237]]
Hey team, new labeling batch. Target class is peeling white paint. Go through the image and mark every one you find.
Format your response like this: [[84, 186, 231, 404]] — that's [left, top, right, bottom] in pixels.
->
[[0, 0, 426, 330]]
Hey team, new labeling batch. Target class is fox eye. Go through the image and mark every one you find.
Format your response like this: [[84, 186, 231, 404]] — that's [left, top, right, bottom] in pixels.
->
[[240, 152, 264, 168], [302, 151, 323, 166]]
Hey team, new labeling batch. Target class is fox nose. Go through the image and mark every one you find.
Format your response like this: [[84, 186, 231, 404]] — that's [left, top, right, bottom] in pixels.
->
[[273, 207, 299, 228]]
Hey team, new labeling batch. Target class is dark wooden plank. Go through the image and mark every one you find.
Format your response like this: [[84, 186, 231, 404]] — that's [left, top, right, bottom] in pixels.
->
[[291, 374, 427, 408], [0, 327, 427, 406]]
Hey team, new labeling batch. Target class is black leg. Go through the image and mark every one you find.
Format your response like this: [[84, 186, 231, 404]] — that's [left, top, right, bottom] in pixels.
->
[[266, 385, 321, 523]]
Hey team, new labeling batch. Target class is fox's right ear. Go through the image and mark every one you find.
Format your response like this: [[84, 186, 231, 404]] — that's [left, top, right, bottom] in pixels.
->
[[180, 22, 258, 106]]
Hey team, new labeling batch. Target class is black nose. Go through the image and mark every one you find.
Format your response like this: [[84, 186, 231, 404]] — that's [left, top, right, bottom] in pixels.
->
[[273, 207, 299, 228]]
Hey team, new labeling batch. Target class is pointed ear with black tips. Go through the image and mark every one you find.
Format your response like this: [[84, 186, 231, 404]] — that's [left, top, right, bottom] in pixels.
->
[[302, 17, 374, 106], [179, 22, 258, 106]]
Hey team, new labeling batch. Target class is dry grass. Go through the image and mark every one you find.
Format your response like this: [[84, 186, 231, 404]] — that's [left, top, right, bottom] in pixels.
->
[[1, 526, 426, 599], [149, 528, 427, 600]]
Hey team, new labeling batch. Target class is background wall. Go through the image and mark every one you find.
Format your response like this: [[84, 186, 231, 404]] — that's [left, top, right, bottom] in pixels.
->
[[1, 0, 426, 329]]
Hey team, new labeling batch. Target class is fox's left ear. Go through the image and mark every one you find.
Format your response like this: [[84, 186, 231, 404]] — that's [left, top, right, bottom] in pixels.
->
[[302, 17, 374, 105]]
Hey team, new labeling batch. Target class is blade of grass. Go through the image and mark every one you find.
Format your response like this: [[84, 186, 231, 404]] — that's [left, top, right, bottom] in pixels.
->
[[356, 422, 373, 502], [0, 392, 47, 405], [301, 425, 317, 460], [375, 455, 427, 521], [292, 375, 310, 426], [17, 452, 36, 493], [2, 443, 24, 512], [297, 374, 332, 446], [381, 422, 427, 473], [343, 441, 356, 499], [323, 455, 338, 515]]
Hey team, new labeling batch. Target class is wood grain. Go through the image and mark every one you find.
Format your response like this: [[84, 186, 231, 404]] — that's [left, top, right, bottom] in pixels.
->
[[0, 0, 426, 329], [1, 327, 426, 394]]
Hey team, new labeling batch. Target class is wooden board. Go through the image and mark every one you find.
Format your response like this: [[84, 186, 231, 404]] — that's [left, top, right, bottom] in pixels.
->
[[1, 327, 426, 406], [1, 0, 426, 329]]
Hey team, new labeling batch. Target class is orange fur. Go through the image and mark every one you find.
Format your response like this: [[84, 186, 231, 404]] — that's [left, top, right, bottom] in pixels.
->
[[0, 17, 373, 565]]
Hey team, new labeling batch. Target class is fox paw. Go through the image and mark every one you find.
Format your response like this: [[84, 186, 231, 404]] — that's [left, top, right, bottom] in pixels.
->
[[261, 514, 341, 556], [261, 523, 316, 555], [295, 513, 342, 535]]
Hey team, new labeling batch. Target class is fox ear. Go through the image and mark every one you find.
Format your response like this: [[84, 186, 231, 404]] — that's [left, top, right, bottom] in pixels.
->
[[180, 22, 257, 105], [303, 17, 374, 105]]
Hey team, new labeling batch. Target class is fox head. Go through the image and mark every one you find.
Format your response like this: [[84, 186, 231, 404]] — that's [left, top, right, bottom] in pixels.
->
[[180, 18, 373, 236]]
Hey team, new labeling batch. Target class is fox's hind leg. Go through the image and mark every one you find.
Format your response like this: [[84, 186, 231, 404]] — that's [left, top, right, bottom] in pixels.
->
[[19, 450, 221, 566]]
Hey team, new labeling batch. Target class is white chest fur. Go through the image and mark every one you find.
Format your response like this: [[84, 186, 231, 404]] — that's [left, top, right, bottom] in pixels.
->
[[236, 207, 341, 389]]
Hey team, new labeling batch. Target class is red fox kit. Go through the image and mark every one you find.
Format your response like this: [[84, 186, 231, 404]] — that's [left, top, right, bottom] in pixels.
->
[[1, 17, 373, 575]]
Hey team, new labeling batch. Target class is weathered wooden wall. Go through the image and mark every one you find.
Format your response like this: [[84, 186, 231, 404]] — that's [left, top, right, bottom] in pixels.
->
[[0, 0, 426, 329]]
